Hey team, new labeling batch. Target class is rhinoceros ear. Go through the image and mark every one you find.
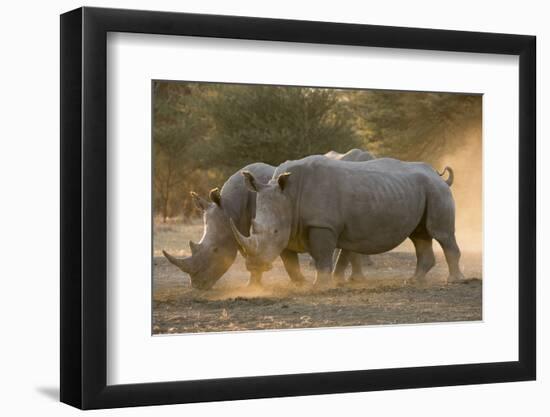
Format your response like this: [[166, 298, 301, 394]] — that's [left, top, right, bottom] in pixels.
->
[[242, 171, 263, 193], [209, 187, 222, 207], [190, 191, 210, 211], [277, 172, 292, 190]]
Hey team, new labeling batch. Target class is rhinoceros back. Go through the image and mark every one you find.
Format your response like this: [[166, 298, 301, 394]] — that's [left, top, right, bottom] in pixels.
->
[[324, 148, 375, 162]]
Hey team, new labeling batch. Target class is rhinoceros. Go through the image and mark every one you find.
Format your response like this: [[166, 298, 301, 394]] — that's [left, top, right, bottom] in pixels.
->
[[162, 149, 374, 290], [324, 148, 374, 162], [230, 156, 464, 286], [311, 148, 376, 269]]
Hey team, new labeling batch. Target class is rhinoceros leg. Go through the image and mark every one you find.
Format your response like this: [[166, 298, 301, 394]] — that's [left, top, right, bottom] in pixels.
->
[[333, 250, 365, 283], [424, 195, 464, 283], [308, 227, 337, 287], [409, 236, 436, 282], [435, 234, 464, 283], [364, 254, 374, 266], [348, 252, 366, 282], [247, 270, 263, 287], [280, 249, 307, 286]]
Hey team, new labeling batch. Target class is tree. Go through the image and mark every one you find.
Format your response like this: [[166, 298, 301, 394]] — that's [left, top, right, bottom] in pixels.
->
[[201, 85, 361, 172], [350, 91, 481, 163], [153, 82, 210, 221]]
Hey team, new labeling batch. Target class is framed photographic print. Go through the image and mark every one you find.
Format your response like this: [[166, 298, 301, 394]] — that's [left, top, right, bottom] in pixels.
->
[[60, 6, 536, 410]]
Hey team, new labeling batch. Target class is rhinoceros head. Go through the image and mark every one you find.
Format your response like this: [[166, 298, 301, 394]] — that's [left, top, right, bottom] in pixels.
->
[[163, 188, 237, 290], [230, 171, 293, 270]]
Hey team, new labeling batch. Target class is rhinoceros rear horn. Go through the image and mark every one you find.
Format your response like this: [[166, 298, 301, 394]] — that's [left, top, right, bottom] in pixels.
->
[[189, 240, 199, 255], [162, 250, 194, 274]]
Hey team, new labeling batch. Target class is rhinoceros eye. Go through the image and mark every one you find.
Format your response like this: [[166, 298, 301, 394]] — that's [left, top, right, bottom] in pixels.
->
[[213, 247, 219, 253], [274, 229, 278, 234]]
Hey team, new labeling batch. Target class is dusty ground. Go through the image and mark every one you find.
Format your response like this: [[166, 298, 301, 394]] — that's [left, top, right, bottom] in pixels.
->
[[153, 221, 482, 334]]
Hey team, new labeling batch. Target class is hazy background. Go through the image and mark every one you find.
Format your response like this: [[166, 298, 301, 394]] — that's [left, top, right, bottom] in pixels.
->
[[153, 81, 482, 252]]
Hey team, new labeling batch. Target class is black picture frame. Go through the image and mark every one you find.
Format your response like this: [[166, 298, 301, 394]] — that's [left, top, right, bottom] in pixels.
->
[[60, 6, 536, 410]]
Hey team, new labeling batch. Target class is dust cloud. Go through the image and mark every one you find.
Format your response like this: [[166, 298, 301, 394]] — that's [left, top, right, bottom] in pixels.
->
[[437, 125, 483, 254]]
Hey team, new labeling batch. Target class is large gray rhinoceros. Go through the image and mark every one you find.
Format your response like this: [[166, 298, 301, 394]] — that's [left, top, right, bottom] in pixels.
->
[[230, 156, 464, 286], [162, 149, 374, 290]]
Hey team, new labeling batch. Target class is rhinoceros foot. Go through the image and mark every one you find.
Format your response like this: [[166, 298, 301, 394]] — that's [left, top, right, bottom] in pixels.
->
[[312, 272, 335, 290], [348, 273, 367, 284], [446, 272, 465, 284], [290, 275, 307, 287], [405, 274, 429, 286], [246, 271, 263, 288]]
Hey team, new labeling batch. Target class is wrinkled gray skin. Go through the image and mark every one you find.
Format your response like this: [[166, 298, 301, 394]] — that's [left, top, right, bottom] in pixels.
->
[[231, 156, 464, 286], [316, 149, 375, 270], [163, 150, 373, 290]]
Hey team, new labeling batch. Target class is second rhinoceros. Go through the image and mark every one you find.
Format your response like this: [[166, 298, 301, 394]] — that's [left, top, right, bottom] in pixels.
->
[[230, 156, 464, 286], [163, 149, 374, 290]]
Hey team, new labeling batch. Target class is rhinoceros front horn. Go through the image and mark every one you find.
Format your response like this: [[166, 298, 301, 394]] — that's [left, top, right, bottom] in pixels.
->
[[162, 250, 194, 274], [229, 218, 256, 256], [189, 240, 199, 255]]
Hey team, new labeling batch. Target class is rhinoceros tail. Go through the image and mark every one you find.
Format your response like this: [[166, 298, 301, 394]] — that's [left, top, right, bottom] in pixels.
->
[[437, 166, 454, 187]]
